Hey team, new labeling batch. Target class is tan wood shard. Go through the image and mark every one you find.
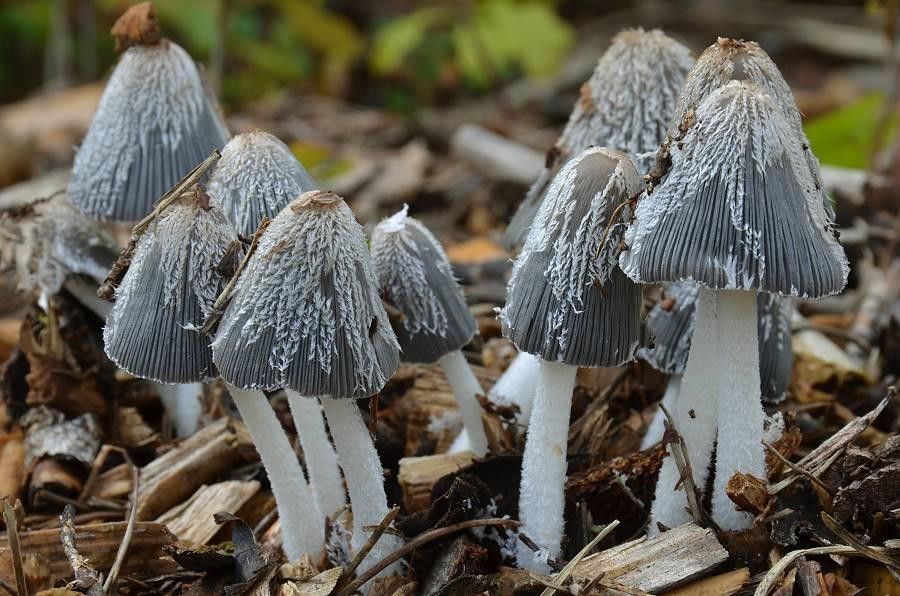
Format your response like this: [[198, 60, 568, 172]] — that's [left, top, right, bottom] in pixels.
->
[[155, 479, 261, 545]]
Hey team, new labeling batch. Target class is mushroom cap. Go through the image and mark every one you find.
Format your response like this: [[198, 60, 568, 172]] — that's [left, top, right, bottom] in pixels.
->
[[639, 282, 793, 403], [620, 81, 848, 298], [501, 147, 644, 367], [370, 206, 476, 363], [212, 190, 400, 397], [68, 40, 229, 222], [504, 27, 693, 250], [103, 190, 238, 383], [0, 195, 119, 295], [207, 130, 317, 236]]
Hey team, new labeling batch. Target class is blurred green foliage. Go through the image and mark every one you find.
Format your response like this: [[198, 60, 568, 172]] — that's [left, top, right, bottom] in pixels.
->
[[805, 93, 897, 168]]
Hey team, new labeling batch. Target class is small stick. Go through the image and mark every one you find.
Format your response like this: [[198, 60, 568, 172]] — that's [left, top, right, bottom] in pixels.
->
[[763, 441, 832, 496], [103, 448, 140, 594], [337, 518, 519, 595], [334, 507, 399, 591], [540, 520, 620, 596], [659, 405, 709, 527], [2, 499, 27, 596], [821, 512, 900, 570], [517, 532, 566, 572], [60, 505, 104, 596]]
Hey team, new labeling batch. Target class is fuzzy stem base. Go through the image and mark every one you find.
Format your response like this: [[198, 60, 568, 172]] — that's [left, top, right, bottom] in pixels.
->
[[321, 398, 402, 573], [489, 352, 541, 425], [439, 351, 488, 457], [640, 375, 681, 450], [226, 384, 323, 561], [712, 290, 765, 530], [285, 391, 346, 518], [650, 288, 720, 534], [156, 382, 203, 437], [516, 359, 577, 572]]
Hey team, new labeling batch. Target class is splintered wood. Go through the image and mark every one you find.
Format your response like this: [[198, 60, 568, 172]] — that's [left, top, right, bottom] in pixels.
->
[[156, 480, 260, 546], [398, 452, 476, 512], [571, 523, 729, 593]]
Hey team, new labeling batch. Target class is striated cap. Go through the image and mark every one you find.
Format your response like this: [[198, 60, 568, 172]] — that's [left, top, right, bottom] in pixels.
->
[[212, 190, 400, 397], [501, 147, 643, 367], [621, 81, 847, 298], [504, 28, 693, 249], [68, 38, 229, 222], [1, 195, 119, 295], [207, 130, 317, 236], [370, 206, 476, 363], [639, 282, 793, 402], [103, 189, 238, 383]]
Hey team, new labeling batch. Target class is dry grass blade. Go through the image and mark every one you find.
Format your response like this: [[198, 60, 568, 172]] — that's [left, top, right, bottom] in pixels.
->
[[540, 519, 620, 596], [762, 441, 832, 495], [333, 506, 399, 592], [820, 512, 900, 570], [336, 518, 519, 595], [1, 499, 26, 596], [103, 448, 140, 594]]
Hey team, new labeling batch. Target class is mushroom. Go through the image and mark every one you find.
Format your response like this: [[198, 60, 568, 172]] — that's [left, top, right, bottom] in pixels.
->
[[370, 206, 488, 456], [68, 2, 229, 222], [638, 282, 793, 450], [504, 28, 693, 249], [213, 190, 401, 567], [207, 130, 316, 236], [501, 147, 643, 570], [620, 80, 847, 530], [484, 352, 541, 427], [102, 186, 237, 437]]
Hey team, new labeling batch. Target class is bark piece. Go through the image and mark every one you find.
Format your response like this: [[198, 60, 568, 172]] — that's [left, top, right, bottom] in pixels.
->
[[156, 480, 261, 546], [665, 567, 750, 595], [398, 452, 475, 512], [571, 523, 730, 593]]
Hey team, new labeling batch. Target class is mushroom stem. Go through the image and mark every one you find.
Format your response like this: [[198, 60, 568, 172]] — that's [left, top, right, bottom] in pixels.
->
[[489, 352, 541, 425], [640, 375, 681, 450], [226, 384, 324, 560], [156, 382, 203, 437], [712, 290, 765, 530], [63, 278, 111, 319], [438, 350, 488, 457], [285, 391, 346, 518], [320, 398, 402, 572], [516, 359, 577, 572], [650, 288, 719, 533]]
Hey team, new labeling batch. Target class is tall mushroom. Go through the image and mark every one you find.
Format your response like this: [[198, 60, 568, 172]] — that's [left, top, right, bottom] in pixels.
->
[[68, 2, 229, 222], [213, 190, 401, 567], [504, 28, 693, 249], [621, 80, 847, 530], [370, 206, 488, 456], [207, 130, 316, 236], [103, 186, 237, 437], [501, 147, 643, 570], [639, 282, 793, 450]]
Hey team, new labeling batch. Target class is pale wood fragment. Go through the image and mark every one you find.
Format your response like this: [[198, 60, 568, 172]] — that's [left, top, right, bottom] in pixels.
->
[[155, 480, 260, 546], [398, 452, 475, 512]]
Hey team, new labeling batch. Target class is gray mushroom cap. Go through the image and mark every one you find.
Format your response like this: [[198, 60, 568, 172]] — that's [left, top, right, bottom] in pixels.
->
[[212, 190, 400, 397], [68, 40, 229, 222], [639, 281, 793, 402], [501, 147, 643, 367], [620, 81, 848, 298], [207, 130, 317, 236], [503, 28, 694, 250], [103, 190, 238, 383], [370, 206, 476, 364]]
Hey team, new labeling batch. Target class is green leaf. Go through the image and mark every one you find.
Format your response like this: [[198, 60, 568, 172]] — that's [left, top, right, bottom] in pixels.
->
[[370, 6, 452, 75], [804, 93, 897, 168]]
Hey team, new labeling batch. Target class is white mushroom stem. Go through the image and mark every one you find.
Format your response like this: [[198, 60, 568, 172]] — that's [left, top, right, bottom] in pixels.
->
[[516, 359, 577, 572], [285, 391, 347, 518], [438, 350, 489, 457], [489, 352, 541, 425], [321, 398, 403, 572], [640, 375, 681, 450], [63, 277, 111, 319], [226, 384, 324, 561], [712, 290, 765, 530], [649, 288, 719, 534], [156, 382, 203, 437]]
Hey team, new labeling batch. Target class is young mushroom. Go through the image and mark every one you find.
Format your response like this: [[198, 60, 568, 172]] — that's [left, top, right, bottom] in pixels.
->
[[370, 206, 488, 456], [68, 2, 229, 222], [103, 186, 237, 437], [504, 27, 693, 249], [207, 130, 317, 236], [639, 282, 793, 450], [486, 352, 541, 426], [621, 80, 847, 531], [213, 190, 401, 568], [501, 147, 643, 570]]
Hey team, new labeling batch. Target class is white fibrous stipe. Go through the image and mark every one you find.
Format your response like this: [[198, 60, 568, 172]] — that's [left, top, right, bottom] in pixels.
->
[[371, 206, 453, 338], [637, 281, 699, 375], [621, 81, 847, 298], [207, 131, 317, 236], [69, 41, 228, 221], [212, 194, 399, 394]]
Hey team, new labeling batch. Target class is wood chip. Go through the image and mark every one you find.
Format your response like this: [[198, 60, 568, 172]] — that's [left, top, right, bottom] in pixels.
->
[[665, 568, 750, 596], [398, 452, 475, 512], [156, 480, 260, 546]]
